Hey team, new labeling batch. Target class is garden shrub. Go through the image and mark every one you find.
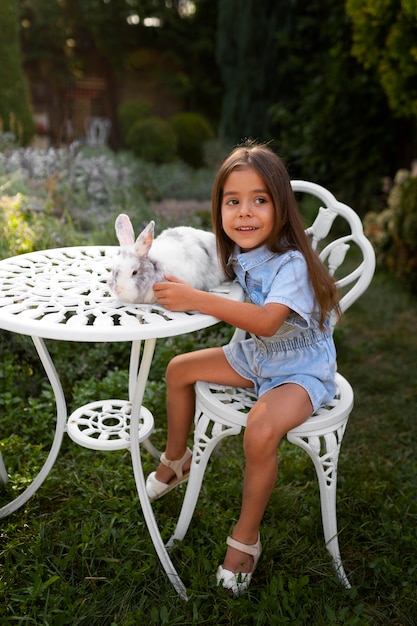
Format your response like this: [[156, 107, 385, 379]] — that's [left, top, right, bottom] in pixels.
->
[[125, 117, 178, 164], [0, 193, 78, 259], [0, 131, 18, 151], [117, 99, 151, 144], [169, 112, 214, 168], [364, 167, 417, 292], [0, 194, 37, 258]]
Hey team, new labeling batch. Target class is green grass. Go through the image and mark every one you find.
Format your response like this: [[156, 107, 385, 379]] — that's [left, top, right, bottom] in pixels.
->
[[1, 269, 416, 625]]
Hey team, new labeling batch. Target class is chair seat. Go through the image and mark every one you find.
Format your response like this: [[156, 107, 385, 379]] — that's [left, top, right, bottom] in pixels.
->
[[195, 372, 353, 436]]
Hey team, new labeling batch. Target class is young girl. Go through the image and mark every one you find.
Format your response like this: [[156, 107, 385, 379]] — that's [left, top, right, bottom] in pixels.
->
[[146, 141, 340, 596]]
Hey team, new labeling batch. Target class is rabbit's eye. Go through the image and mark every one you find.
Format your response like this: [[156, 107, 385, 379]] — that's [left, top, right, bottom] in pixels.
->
[[132, 270, 138, 276]]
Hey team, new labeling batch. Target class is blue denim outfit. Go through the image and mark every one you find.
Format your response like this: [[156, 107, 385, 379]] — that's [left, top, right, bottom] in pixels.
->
[[223, 245, 337, 412]]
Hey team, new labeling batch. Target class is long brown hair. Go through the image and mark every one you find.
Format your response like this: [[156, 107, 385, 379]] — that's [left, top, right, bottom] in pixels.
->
[[212, 141, 340, 327]]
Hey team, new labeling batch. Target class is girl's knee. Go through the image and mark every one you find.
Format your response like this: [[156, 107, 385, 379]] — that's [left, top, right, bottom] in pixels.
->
[[243, 404, 286, 459], [166, 354, 185, 384], [166, 353, 197, 387], [244, 421, 279, 461]]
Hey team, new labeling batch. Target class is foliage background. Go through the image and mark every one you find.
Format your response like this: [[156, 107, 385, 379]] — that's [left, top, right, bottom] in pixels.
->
[[4, 0, 415, 215]]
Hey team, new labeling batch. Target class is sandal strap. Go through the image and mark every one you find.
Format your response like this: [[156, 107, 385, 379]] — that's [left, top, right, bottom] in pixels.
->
[[160, 447, 192, 479], [226, 535, 260, 557]]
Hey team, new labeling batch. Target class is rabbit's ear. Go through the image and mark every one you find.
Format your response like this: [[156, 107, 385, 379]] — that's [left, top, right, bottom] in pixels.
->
[[115, 214, 135, 246], [134, 220, 155, 257]]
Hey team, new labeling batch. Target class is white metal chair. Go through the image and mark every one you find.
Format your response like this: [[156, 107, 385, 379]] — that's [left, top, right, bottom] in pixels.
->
[[167, 180, 376, 588]]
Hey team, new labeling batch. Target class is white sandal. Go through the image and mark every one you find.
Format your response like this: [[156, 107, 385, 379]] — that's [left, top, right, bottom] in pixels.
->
[[146, 447, 192, 501], [216, 534, 262, 596]]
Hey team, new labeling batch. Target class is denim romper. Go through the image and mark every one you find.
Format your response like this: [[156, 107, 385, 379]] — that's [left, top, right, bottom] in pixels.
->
[[223, 245, 337, 412]]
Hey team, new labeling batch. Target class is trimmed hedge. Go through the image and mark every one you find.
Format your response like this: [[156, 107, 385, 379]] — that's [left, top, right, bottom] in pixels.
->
[[170, 111, 214, 168], [125, 117, 178, 164], [117, 99, 151, 144]]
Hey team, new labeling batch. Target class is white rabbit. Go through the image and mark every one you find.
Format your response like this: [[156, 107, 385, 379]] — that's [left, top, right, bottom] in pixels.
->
[[108, 213, 226, 303]]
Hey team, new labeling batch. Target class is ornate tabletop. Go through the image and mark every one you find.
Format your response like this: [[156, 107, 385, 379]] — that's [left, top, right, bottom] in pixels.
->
[[0, 246, 241, 341]]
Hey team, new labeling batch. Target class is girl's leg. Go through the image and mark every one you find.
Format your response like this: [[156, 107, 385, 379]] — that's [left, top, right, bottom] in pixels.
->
[[221, 383, 313, 574], [154, 347, 252, 485]]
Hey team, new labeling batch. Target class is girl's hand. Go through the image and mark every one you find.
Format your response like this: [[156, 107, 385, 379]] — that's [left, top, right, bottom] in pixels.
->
[[153, 275, 201, 311], [155, 276, 290, 337]]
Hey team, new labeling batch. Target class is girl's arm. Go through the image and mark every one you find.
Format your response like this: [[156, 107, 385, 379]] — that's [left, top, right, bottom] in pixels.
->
[[153, 276, 290, 337]]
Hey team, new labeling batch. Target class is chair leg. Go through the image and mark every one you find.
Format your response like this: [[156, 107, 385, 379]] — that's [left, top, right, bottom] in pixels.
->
[[287, 423, 351, 588], [167, 409, 242, 548]]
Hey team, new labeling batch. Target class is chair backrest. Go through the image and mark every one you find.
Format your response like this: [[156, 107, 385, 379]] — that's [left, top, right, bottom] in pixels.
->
[[291, 180, 376, 326]]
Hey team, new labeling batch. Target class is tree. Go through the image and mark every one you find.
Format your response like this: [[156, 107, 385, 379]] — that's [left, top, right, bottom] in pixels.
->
[[216, 0, 281, 143], [268, 0, 401, 210], [346, 0, 417, 119], [0, 0, 34, 145], [155, 0, 222, 124], [217, 0, 414, 212]]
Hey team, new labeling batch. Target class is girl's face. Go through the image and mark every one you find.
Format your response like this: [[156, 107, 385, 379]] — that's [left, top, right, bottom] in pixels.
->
[[221, 166, 275, 252]]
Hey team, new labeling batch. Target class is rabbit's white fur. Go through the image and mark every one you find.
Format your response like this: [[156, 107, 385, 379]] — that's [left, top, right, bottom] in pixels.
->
[[108, 214, 226, 303]]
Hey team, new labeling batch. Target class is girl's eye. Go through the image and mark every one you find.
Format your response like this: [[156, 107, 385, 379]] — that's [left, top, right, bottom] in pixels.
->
[[226, 198, 238, 206], [255, 197, 266, 204]]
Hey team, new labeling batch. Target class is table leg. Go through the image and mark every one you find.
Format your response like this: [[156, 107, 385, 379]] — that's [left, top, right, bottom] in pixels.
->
[[0, 336, 66, 518], [0, 451, 7, 484], [129, 337, 188, 600], [128, 340, 161, 460]]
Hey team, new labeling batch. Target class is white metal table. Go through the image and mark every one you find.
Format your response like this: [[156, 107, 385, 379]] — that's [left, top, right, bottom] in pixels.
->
[[0, 245, 242, 600]]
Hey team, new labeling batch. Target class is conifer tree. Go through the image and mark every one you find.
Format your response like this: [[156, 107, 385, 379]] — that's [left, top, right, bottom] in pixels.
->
[[0, 0, 34, 145], [216, 0, 281, 143]]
